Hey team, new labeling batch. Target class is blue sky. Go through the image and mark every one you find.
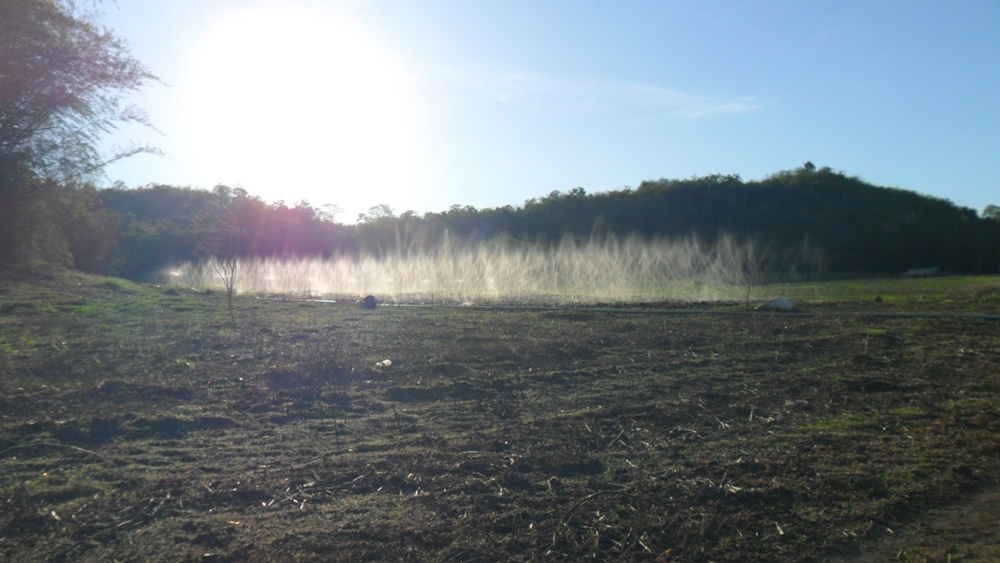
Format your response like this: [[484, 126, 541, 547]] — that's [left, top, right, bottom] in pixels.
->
[[100, 0, 1000, 222]]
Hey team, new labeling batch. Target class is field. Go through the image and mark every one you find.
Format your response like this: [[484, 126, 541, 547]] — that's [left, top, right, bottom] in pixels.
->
[[1, 269, 998, 561]]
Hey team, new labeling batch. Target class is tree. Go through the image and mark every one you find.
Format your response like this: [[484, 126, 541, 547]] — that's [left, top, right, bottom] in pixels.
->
[[984, 204, 1000, 221], [194, 195, 253, 323], [320, 203, 345, 224], [0, 0, 158, 264], [357, 203, 396, 224]]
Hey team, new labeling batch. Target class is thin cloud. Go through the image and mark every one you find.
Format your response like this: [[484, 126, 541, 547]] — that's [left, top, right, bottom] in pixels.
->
[[446, 67, 761, 119], [614, 82, 762, 118], [672, 97, 762, 118]]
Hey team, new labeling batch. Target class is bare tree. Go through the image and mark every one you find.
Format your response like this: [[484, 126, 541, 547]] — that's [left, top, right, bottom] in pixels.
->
[[213, 255, 239, 324], [195, 189, 252, 323], [320, 203, 346, 223]]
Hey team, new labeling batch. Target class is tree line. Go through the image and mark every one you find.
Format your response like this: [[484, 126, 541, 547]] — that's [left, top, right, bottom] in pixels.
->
[[76, 166, 997, 281]]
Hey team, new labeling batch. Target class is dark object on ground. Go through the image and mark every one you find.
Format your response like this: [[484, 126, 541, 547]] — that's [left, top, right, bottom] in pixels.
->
[[903, 267, 941, 277], [361, 295, 377, 309]]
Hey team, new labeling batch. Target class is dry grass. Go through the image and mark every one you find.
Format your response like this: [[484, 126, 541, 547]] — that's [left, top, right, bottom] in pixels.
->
[[0, 269, 998, 561]]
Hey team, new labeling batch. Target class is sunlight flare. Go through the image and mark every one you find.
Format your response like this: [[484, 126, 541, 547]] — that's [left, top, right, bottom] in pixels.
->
[[179, 3, 424, 211]]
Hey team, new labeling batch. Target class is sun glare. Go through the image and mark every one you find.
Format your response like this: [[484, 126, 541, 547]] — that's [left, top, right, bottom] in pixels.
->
[[179, 4, 424, 216]]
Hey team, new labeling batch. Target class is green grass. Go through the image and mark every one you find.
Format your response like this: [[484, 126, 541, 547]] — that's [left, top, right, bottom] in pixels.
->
[[760, 274, 1000, 309]]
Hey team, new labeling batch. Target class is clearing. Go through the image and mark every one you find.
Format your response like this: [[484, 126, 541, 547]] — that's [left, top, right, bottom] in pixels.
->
[[1, 270, 998, 561]]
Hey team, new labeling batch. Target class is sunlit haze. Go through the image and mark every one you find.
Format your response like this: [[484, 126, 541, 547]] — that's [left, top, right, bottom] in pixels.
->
[[100, 0, 1000, 221], [179, 4, 424, 217]]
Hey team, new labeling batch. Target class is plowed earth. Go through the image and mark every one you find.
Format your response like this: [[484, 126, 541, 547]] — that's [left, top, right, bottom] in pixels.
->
[[1, 272, 998, 561]]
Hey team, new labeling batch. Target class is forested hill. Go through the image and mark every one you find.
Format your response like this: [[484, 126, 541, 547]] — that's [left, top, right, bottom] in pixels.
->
[[13, 166, 997, 280], [85, 166, 999, 280], [504, 166, 998, 274]]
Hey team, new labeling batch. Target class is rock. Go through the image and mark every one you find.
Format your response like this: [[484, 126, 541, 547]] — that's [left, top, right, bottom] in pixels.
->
[[759, 296, 794, 312], [360, 295, 377, 309]]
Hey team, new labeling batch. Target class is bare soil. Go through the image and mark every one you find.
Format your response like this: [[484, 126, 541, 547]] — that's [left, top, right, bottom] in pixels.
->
[[1, 271, 998, 561]]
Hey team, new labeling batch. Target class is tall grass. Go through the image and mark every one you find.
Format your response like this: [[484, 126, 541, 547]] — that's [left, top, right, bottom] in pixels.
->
[[168, 233, 822, 304]]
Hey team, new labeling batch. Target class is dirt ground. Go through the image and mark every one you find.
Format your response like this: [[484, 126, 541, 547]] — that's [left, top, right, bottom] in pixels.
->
[[1, 272, 998, 561]]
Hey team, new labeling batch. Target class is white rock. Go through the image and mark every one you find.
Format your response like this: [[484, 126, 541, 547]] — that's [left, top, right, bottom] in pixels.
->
[[759, 296, 794, 312]]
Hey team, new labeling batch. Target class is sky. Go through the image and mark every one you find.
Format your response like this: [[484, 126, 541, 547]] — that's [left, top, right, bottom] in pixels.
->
[[98, 0, 1000, 223]]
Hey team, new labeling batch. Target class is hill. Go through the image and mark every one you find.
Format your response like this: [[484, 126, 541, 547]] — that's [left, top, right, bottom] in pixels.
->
[[497, 166, 999, 275]]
